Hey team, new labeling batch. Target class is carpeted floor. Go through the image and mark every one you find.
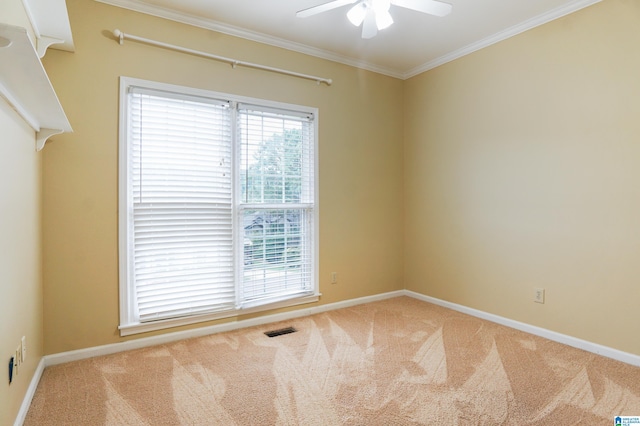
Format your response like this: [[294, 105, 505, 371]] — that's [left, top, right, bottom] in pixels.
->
[[25, 297, 640, 425]]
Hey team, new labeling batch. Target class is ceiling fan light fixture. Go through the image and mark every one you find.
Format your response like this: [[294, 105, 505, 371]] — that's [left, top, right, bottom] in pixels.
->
[[347, 2, 367, 26], [297, 0, 451, 39]]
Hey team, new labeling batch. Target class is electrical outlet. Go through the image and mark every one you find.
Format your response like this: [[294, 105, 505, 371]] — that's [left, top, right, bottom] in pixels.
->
[[534, 288, 545, 304], [331, 272, 338, 284]]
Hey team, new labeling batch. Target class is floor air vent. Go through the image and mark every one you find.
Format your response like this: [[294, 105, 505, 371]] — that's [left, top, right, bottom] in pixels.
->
[[264, 326, 297, 337]]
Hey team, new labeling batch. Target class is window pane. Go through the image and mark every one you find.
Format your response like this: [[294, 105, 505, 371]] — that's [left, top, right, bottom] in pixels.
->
[[241, 208, 313, 305], [239, 110, 313, 204], [238, 106, 315, 308]]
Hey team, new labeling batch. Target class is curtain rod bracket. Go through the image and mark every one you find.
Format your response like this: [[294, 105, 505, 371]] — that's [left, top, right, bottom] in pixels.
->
[[114, 29, 124, 45]]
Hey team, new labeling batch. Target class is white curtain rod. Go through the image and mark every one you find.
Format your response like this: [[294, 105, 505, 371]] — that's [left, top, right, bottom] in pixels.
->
[[112, 29, 332, 86]]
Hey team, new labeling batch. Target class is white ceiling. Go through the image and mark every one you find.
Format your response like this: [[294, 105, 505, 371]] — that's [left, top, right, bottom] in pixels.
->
[[97, 0, 601, 79]]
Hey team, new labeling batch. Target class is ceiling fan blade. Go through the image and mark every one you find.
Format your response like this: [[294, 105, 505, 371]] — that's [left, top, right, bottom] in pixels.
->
[[361, 10, 378, 39], [347, 2, 367, 26], [297, 0, 358, 18], [390, 0, 452, 17]]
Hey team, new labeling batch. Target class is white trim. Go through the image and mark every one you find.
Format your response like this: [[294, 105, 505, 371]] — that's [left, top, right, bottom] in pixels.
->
[[18, 288, 640, 424], [96, 0, 600, 80], [44, 289, 640, 368], [404, 290, 640, 368], [403, 0, 602, 78], [43, 289, 640, 367], [13, 357, 45, 426], [117, 76, 133, 329], [119, 294, 321, 336], [46, 291, 404, 366]]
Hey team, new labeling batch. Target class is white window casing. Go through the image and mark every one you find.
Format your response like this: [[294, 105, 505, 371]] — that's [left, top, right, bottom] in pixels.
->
[[118, 77, 319, 336]]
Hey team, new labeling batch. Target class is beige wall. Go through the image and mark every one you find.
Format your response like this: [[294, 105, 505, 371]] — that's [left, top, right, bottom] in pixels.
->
[[40, 0, 404, 354], [405, 0, 640, 356], [40, 0, 640, 360], [0, 98, 44, 426], [1, 3, 44, 424]]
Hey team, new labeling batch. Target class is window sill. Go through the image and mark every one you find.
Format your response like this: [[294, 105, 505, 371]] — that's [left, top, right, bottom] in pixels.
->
[[119, 293, 320, 337]]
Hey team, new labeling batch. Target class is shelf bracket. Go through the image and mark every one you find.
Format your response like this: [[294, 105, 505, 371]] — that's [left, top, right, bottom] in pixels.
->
[[36, 36, 64, 58], [36, 128, 63, 151]]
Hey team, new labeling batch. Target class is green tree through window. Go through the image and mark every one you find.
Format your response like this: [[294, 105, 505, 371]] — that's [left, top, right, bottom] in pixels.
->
[[242, 128, 304, 267]]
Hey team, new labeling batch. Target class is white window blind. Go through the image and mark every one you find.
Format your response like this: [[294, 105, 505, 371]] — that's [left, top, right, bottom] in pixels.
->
[[128, 88, 234, 321], [119, 77, 318, 333]]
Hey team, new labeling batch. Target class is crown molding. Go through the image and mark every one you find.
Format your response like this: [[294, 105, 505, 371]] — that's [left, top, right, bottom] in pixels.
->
[[96, 0, 601, 81], [403, 0, 602, 79]]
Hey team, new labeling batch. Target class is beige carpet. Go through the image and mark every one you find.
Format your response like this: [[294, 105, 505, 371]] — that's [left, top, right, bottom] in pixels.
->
[[25, 297, 640, 425]]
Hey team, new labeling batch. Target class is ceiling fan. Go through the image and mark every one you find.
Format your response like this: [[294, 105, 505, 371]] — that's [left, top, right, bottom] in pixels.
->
[[297, 0, 452, 39]]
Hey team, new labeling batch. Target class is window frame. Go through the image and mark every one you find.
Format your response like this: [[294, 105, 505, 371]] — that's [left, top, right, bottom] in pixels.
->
[[118, 77, 319, 336]]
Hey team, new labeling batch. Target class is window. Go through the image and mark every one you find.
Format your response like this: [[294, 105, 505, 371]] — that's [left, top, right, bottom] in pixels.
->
[[118, 77, 318, 335]]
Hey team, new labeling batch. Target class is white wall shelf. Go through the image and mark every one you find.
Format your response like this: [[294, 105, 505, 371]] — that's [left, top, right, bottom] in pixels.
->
[[21, 0, 75, 57], [0, 23, 72, 150]]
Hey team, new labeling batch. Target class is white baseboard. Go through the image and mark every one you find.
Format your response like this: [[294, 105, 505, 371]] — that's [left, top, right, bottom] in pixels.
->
[[19, 288, 639, 426], [404, 290, 640, 367], [43, 289, 640, 368], [44, 290, 405, 366], [13, 357, 45, 426]]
